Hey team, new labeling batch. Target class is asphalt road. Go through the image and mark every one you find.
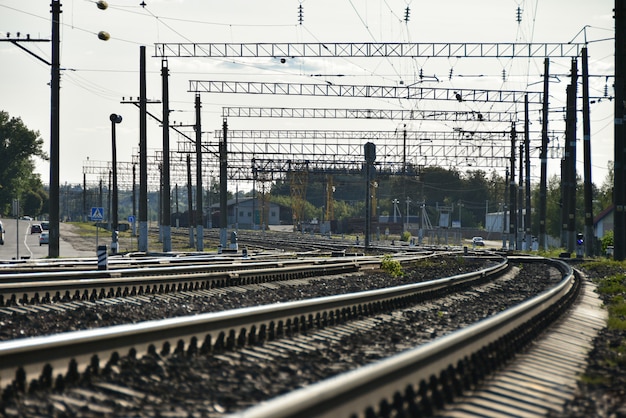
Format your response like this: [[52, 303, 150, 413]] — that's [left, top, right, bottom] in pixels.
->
[[0, 219, 95, 261]]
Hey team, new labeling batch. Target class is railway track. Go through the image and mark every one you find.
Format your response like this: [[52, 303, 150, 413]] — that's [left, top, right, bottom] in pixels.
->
[[0, 254, 601, 417], [0, 254, 389, 307], [0, 254, 504, 387]]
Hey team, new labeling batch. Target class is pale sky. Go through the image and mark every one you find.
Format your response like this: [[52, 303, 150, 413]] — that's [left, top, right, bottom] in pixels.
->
[[0, 0, 616, 190]]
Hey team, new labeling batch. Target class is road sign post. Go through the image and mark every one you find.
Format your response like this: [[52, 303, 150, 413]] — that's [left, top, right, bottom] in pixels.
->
[[91, 207, 104, 249], [12, 199, 19, 260]]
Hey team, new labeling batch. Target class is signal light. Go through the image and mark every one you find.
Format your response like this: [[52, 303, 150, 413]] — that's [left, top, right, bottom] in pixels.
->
[[576, 233, 584, 245]]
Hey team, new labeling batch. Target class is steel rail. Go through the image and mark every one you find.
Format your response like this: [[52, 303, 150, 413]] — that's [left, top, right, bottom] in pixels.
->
[[0, 256, 507, 391], [0, 257, 385, 306], [229, 256, 576, 418]]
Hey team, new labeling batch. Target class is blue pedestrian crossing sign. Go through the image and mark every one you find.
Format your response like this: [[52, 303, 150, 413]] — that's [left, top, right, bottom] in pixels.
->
[[91, 207, 104, 221]]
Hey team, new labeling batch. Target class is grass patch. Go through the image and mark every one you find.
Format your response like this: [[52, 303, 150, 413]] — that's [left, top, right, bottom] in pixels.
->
[[579, 373, 610, 385], [535, 247, 569, 258]]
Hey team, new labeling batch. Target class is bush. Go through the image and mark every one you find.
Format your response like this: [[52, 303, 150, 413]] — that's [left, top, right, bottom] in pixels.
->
[[401, 231, 411, 242], [602, 230, 614, 253], [380, 254, 404, 277]]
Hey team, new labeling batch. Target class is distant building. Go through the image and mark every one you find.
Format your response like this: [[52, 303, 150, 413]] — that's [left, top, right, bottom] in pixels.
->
[[485, 210, 528, 233], [210, 197, 285, 229], [594, 204, 614, 239]]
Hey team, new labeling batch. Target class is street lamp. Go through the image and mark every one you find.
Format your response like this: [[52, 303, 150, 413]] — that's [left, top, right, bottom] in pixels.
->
[[392, 199, 400, 223], [110, 113, 122, 254]]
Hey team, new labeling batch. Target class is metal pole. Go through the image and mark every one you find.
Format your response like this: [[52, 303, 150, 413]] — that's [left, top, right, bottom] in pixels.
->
[[187, 154, 194, 247], [195, 94, 204, 251], [524, 95, 532, 251], [138, 46, 148, 252], [110, 113, 122, 254], [567, 58, 578, 253], [132, 163, 136, 237], [517, 142, 523, 250], [82, 173, 87, 222], [581, 47, 594, 256], [539, 58, 550, 250], [509, 124, 516, 250], [161, 59, 172, 252], [220, 118, 228, 248], [49, 0, 61, 257], [107, 170, 111, 232], [503, 169, 509, 250], [615, 0, 626, 261]]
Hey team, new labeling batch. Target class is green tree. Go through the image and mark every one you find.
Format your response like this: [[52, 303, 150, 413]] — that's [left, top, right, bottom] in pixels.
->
[[597, 161, 614, 211], [0, 111, 48, 216]]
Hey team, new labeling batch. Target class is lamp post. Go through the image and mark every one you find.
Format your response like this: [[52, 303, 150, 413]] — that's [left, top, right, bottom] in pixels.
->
[[110, 113, 122, 254], [392, 199, 400, 223]]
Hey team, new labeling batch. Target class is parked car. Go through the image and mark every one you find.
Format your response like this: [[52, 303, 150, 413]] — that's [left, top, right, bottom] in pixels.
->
[[0, 221, 4, 245], [39, 232, 49, 246], [472, 236, 485, 246], [31, 224, 42, 234]]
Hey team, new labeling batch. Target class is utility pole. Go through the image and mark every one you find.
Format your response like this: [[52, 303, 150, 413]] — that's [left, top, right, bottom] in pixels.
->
[[132, 163, 136, 237], [220, 118, 228, 249], [82, 173, 87, 222], [503, 168, 509, 250], [49, 0, 61, 257], [564, 58, 578, 253], [581, 47, 594, 256], [539, 58, 550, 251], [517, 141, 524, 251], [138, 46, 149, 252], [187, 155, 194, 247], [524, 95, 532, 251], [364, 142, 376, 249], [161, 59, 172, 252], [509, 124, 517, 250], [195, 94, 204, 251], [614, 0, 626, 261]]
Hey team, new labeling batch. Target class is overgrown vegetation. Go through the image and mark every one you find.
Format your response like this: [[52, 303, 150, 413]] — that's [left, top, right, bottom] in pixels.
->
[[380, 254, 404, 277]]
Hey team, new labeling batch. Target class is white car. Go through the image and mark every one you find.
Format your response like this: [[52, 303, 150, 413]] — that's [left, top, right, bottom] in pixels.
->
[[472, 236, 485, 246]]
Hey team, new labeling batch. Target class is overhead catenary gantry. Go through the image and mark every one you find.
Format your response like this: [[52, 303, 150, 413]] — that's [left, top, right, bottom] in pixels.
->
[[154, 42, 585, 59], [143, 39, 593, 252], [189, 80, 542, 105], [221, 106, 517, 123], [172, 128, 565, 179]]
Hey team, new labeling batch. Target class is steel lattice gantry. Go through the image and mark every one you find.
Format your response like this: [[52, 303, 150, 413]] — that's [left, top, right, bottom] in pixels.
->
[[189, 81, 542, 104], [221, 106, 517, 123], [154, 42, 584, 59], [172, 129, 552, 180], [82, 152, 215, 190]]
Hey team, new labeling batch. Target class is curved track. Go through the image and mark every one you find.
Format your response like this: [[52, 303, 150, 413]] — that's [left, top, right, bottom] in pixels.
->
[[0, 253, 602, 417]]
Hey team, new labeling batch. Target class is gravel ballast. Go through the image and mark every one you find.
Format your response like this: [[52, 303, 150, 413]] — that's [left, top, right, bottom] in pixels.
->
[[0, 258, 572, 416]]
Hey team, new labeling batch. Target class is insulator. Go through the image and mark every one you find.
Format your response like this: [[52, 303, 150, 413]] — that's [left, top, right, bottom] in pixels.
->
[[404, 6, 410, 23], [516, 6, 522, 23], [502, 69, 506, 81], [604, 83, 608, 97], [419, 68, 423, 79], [298, 4, 304, 25]]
